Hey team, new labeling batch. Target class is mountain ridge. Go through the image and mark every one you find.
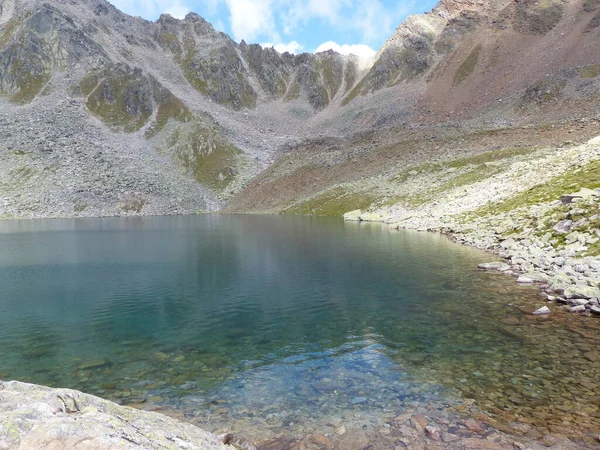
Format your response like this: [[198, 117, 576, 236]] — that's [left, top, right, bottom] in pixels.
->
[[0, 0, 599, 219]]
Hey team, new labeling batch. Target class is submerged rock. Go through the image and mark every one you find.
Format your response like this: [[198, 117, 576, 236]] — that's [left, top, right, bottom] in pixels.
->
[[425, 425, 441, 441], [0, 381, 235, 450], [78, 359, 110, 370], [478, 262, 511, 271], [532, 306, 550, 315], [516, 276, 534, 284]]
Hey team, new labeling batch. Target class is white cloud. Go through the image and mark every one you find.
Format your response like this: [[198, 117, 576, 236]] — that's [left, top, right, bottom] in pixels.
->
[[315, 41, 375, 58], [224, 0, 278, 42], [262, 40, 304, 54], [110, 0, 420, 54], [218, 0, 405, 45], [282, 0, 351, 35], [110, 0, 190, 19], [165, 1, 190, 19]]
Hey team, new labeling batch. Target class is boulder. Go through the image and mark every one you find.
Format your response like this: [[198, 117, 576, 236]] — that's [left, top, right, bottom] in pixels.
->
[[560, 188, 599, 204], [532, 306, 550, 315], [517, 276, 534, 283], [478, 262, 511, 271], [359, 212, 385, 222], [425, 426, 441, 441], [343, 210, 362, 221], [553, 220, 573, 234], [588, 136, 600, 145], [0, 381, 235, 450], [570, 298, 589, 306], [564, 285, 600, 299]]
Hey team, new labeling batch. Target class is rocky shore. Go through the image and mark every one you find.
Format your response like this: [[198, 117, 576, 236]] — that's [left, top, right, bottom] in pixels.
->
[[2, 380, 593, 450], [344, 135, 600, 319], [0, 380, 236, 450]]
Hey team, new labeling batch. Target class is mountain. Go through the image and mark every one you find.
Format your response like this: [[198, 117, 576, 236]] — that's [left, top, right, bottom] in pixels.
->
[[0, 0, 599, 218]]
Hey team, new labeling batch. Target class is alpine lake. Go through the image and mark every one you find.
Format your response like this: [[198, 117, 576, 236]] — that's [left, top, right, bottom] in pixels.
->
[[0, 215, 598, 448]]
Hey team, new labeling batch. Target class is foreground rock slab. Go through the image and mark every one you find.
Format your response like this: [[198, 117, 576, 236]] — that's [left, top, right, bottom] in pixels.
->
[[0, 381, 235, 450]]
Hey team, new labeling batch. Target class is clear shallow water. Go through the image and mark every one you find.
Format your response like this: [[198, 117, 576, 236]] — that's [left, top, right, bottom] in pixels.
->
[[0, 215, 598, 444]]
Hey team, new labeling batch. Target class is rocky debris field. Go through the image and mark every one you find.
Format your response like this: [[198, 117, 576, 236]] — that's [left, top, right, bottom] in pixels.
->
[[0, 95, 216, 219]]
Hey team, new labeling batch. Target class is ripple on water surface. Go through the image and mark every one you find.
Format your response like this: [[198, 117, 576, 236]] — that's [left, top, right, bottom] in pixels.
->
[[0, 215, 598, 446]]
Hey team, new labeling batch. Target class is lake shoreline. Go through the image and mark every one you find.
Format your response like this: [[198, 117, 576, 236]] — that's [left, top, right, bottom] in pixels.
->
[[2, 379, 594, 450], [0, 216, 599, 449], [343, 135, 600, 320]]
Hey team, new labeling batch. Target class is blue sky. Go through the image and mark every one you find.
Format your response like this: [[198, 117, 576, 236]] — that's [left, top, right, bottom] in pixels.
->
[[110, 0, 440, 56]]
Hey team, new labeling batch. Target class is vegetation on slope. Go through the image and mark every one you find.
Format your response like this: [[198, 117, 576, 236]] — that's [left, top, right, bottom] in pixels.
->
[[514, 0, 566, 35], [166, 121, 242, 191]]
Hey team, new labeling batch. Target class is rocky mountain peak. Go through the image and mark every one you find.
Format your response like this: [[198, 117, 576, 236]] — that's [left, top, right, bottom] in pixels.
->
[[434, 0, 487, 16], [0, 0, 599, 220]]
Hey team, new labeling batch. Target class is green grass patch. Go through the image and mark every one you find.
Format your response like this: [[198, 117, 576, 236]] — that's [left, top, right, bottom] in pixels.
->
[[584, 0, 600, 12], [579, 64, 600, 78], [12, 166, 34, 180], [381, 193, 431, 208], [391, 147, 535, 183], [284, 79, 302, 101], [168, 122, 241, 190], [157, 32, 182, 58], [515, 0, 565, 34], [0, 19, 20, 47], [145, 97, 192, 138], [436, 165, 504, 192], [10, 74, 47, 104], [473, 159, 600, 217], [84, 69, 153, 132], [343, 60, 357, 94], [448, 147, 537, 168], [521, 79, 565, 107], [73, 203, 88, 213], [453, 45, 481, 86], [392, 162, 444, 183], [285, 188, 379, 216], [341, 78, 364, 106], [317, 57, 341, 100]]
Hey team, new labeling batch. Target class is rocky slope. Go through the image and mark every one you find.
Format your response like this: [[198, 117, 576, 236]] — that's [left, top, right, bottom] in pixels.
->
[[0, 0, 368, 218], [1, 0, 600, 218], [342, 134, 600, 317]]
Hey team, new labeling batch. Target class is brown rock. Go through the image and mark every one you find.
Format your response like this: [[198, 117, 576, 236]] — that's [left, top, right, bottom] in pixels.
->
[[411, 415, 429, 433], [462, 438, 512, 449], [583, 350, 599, 362], [392, 412, 413, 424], [464, 419, 485, 432], [425, 426, 441, 441], [442, 432, 460, 443], [300, 434, 335, 450]]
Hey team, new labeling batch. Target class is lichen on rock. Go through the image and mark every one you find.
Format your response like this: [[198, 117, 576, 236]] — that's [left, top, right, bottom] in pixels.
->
[[0, 380, 235, 450]]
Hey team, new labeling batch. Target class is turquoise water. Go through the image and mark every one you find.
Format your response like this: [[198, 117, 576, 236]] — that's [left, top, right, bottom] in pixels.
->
[[0, 215, 598, 442]]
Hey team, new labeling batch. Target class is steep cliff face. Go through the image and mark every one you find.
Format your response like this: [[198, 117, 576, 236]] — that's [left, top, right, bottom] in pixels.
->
[[0, 0, 599, 219]]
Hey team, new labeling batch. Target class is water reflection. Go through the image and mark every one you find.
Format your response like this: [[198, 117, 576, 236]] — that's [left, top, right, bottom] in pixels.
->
[[0, 215, 598, 444]]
